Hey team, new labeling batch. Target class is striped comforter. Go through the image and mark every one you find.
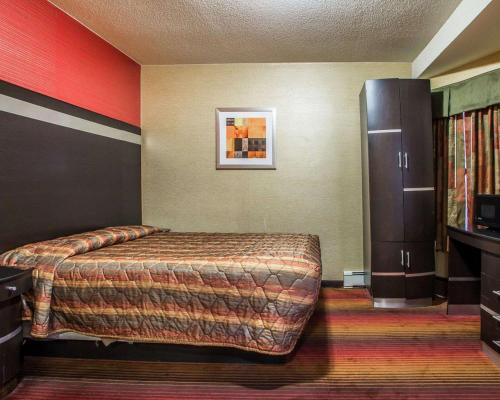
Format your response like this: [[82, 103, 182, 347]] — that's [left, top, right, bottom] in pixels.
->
[[0, 226, 322, 355]]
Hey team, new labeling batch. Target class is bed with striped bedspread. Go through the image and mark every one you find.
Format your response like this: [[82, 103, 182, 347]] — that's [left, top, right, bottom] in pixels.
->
[[0, 226, 321, 355]]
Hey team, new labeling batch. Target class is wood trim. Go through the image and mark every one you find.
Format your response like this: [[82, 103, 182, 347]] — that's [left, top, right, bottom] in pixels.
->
[[23, 339, 291, 364], [434, 275, 448, 299], [448, 277, 481, 281], [406, 271, 435, 277], [0, 375, 20, 399], [482, 342, 500, 367], [0, 327, 22, 345], [480, 304, 499, 317], [321, 280, 344, 288], [367, 129, 401, 134], [447, 304, 480, 315], [448, 226, 500, 256], [403, 187, 435, 191]]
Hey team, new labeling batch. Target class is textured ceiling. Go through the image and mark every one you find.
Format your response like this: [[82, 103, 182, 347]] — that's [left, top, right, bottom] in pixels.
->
[[50, 0, 461, 65]]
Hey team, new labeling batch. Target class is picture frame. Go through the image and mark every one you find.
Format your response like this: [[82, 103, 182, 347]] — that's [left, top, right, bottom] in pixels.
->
[[216, 107, 276, 169]]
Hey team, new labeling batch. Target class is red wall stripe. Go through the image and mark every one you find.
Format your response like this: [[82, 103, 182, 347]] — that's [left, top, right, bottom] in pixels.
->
[[0, 0, 140, 127]]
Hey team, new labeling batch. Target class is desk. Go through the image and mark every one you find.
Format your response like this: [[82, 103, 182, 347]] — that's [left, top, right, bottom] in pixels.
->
[[447, 225, 500, 365]]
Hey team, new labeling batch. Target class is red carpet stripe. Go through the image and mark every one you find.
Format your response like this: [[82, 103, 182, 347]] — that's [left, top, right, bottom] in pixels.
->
[[7, 288, 500, 399]]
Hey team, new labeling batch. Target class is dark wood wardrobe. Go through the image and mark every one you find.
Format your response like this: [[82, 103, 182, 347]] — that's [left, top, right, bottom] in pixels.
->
[[360, 79, 435, 308]]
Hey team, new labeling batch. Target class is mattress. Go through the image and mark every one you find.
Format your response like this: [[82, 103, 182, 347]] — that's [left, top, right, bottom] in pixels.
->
[[0, 226, 322, 355]]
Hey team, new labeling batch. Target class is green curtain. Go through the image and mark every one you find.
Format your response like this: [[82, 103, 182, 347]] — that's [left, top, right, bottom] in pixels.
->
[[432, 68, 500, 118], [449, 71, 500, 116]]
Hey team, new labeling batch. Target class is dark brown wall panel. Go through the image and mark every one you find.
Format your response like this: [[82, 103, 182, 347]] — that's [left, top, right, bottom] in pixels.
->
[[0, 111, 141, 254]]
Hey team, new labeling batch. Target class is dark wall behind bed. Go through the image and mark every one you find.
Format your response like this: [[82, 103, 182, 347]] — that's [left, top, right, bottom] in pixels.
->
[[0, 82, 142, 253], [0, 1, 142, 254]]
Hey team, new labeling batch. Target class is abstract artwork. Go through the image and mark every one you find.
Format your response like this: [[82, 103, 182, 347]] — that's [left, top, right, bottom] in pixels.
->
[[216, 108, 276, 169]]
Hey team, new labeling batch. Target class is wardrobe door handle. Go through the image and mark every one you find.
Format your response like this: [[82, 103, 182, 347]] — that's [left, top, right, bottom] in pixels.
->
[[406, 251, 410, 269], [404, 152, 408, 169], [493, 340, 500, 349], [400, 250, 404, 266], [493, 290, 500, 297], [398, 152, 402, 168]]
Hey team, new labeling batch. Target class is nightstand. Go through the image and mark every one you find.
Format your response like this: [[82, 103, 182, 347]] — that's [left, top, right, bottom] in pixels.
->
[[0, 267, 32, 397]]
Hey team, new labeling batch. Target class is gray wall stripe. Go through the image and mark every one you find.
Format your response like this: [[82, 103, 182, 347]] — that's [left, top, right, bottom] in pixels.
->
[[0, 94, 141, 145]]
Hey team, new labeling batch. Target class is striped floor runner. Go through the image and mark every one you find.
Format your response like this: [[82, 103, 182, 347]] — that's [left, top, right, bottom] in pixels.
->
[[7, 288, 500, 399]]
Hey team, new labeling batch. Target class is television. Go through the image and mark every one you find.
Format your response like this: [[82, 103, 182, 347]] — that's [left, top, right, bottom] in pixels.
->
[[475, 194, 500, 230]]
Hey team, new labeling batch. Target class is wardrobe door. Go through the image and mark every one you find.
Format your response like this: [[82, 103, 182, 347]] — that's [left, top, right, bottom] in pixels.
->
[[365, 79, 401, 131], [404, 242, 434, 299], [371, 242, 405, 299], [400, 79, 434, 188], [368, 132, 404, 242], [371, 242, 405, 273], [403, 190, 435, 241]]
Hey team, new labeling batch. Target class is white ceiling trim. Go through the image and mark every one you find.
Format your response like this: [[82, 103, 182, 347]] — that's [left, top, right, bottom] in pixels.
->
[[411, 0, 492, 78]]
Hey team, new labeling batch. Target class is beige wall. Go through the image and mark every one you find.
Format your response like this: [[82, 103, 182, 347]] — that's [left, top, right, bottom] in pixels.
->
[[141, 63, 411, 280]]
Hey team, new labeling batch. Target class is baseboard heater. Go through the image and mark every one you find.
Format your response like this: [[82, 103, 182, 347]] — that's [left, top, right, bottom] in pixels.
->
[[343, 271, 366, 288]]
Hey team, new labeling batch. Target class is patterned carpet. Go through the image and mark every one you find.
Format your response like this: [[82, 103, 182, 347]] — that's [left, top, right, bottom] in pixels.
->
[[7, 288, 500, 400]]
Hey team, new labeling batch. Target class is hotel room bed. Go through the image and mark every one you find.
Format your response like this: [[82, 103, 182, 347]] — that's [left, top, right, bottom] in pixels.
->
[[0, 226, 321, 355]]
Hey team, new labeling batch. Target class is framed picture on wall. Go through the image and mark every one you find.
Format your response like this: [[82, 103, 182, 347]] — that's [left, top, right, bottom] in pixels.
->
[[216, 108, 276, 169]]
